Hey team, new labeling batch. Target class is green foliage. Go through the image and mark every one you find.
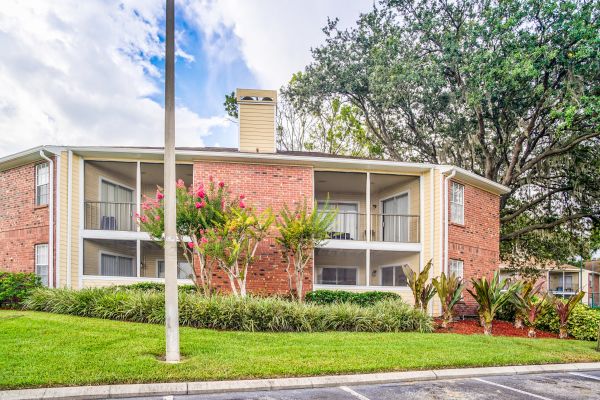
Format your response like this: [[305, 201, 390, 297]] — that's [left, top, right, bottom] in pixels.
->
[[553, 292, 586, 329], [276, 201, 337, 300], [288, 0, 600, 266], [403, 260, 436, 311], [432, 272, 465, 326], [23, 288, 432, 333], [536, 303, 600, 341], [467, 272, 520, 334], [305, 290, 400, 307], [223, 91, 238, 119], [116, 282, 197, 293], [0, 272, 41, 308]]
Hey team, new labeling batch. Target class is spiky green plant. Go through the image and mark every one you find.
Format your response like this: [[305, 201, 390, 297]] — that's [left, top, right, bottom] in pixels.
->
[[552, 291, 585, 339], [432, 272, 465, 328], [402, 260, 436, 311], [467, 271, 519, 335]]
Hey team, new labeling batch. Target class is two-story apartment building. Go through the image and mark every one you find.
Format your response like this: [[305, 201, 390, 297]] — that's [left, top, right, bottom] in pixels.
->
[[0, 89, 510, 314]]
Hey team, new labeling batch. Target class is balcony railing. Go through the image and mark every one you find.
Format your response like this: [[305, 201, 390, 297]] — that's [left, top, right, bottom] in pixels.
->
[[85, 201, 136, 231], [323, 212, 419, 243]]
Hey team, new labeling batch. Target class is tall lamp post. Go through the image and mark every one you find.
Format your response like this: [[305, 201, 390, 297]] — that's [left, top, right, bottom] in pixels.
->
[[164, 0, 180, 363]]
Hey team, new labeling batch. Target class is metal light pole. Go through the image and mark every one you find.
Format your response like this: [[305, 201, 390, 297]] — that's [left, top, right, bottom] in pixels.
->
[[164, 0, 180, 363]]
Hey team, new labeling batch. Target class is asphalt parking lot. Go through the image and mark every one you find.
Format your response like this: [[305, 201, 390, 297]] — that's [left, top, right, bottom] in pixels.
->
[[119, 370, 600, 400]]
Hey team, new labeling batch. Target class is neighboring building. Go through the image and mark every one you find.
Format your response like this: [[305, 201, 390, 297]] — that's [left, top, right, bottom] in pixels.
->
[[0, 89, 510, 314]]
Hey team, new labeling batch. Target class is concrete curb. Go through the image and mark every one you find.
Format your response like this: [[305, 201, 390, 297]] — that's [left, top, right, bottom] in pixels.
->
[[2, 362, 600, 400]]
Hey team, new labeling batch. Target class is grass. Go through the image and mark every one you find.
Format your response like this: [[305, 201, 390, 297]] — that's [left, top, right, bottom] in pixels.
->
[[2, 310, 600, 390]]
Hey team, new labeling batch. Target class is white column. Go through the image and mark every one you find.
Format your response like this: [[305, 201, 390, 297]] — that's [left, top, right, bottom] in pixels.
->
[[136, 240, 141, 278], [136, 161, 141, 232], [366, 172, 371, 242], [366, 248, 371, 287]]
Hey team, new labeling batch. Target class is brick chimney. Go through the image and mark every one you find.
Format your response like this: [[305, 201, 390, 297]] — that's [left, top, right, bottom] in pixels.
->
[[236, 88, 277, 153]]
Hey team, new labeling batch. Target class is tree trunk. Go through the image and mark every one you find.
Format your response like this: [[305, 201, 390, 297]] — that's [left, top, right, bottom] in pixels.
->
[[514, 316, 524, 329], [528, 327, 537, 338], [480, 315, 485, 327], [483, 320, 493, 335], [559, 326, 568, 339], [296, 268, 304, 302], [441, 319, 448, 329]]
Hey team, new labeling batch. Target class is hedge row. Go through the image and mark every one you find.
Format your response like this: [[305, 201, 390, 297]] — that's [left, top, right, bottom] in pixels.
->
[[23, 287, 433, 333], [305, 290, 400, 307], [0, 272, 41, 308], [536, 304, 600, 341]]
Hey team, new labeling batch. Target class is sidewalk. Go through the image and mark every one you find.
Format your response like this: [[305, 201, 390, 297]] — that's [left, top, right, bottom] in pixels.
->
[[3, 362, 600, 400]]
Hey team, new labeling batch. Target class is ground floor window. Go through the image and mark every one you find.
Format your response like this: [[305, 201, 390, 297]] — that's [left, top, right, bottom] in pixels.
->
[[381, 265, 408, 286], [319, 267, 357, 285], [157, 260, 193, 279], [35, 244, 49, 286], [100, 253, 135, 277], [449, 259, 464, 279]]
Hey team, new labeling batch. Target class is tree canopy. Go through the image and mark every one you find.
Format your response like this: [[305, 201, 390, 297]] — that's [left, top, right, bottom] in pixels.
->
[[285, 0, 600, 267]]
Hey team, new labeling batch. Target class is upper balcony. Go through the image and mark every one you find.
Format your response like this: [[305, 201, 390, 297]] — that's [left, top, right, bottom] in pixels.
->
[[83, 161, 193, 232], [315, 171, 420, 248]]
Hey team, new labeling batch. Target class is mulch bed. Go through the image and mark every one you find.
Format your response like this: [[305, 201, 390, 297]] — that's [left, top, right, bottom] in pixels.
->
[[434, 319, 561, 339]]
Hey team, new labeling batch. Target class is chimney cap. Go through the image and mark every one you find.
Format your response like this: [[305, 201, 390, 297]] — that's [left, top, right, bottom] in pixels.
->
[[236, 88, 277, 103]]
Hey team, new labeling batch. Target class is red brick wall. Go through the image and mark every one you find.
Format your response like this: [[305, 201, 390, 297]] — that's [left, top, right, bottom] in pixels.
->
[[448, 180, 501, 315], [0, 160, 54, 276], [193, 161, 314, 295]]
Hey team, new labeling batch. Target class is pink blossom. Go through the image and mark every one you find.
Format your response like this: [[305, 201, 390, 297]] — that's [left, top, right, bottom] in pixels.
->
[[239, 201, 246, 209], [197, 190, 205, 199], [239, 194, 245, 200], [187, 242, 194, 249], [195, 202, 202, 209], [140, 215, 148, 223], [220, 200, 225, 209], [218, 181, 225, 188], [154, 215, 161, 221], [156, 190, 164, 200], [200, 237, 208, 244], [199, 201, 207, 208], [176, 179, 185, 188]]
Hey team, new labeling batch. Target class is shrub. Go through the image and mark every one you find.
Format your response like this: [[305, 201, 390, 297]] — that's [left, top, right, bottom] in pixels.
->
[[24, 288, 432, 333], [117, 282, 197, 293], [0, 272, 42, 308], [305, 290, 400, 307], [536, 303, 600, 341]]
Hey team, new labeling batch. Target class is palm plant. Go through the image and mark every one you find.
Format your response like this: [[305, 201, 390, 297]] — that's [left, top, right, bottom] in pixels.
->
[[432, 272, 465, 328], [467, 271, 519, 335], [511, 281, 539, 329], [402, 260, 436, 311], [552, 291, 585, 339]]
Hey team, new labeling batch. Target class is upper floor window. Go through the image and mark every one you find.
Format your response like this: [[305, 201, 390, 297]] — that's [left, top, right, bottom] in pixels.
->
[[35, 244, 49, 286], [450, 182, 464, 224], [449, 259, 464, 279], [35, 163, 49, 206]]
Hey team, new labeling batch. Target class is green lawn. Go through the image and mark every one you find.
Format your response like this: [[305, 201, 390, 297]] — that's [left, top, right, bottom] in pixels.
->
[[2, 310, 600, 390]]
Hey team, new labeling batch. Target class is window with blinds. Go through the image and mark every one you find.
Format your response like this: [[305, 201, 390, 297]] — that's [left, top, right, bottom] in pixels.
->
[[450, 182, 464, 224], [100, 253, 135, 277], [35, 163, 49, 206]]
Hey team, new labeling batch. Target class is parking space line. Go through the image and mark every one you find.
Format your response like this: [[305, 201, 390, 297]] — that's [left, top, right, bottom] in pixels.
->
[[569, 372, 600, 381], [339, 385, 371, 400], [473, 378, 554, 400]]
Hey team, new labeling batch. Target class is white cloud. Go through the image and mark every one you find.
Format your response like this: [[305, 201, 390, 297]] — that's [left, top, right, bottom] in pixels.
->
[[0, 0, 230, 156], [182, 0, 373, 89]]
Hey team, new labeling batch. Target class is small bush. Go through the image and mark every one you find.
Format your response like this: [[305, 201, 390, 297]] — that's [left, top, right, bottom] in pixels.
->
[[0, 272, 42, 308], [305, 290, 400, 307], [117, 282, 197, 293], [536, 303, 600, 341], [24, 288, 432, 333]]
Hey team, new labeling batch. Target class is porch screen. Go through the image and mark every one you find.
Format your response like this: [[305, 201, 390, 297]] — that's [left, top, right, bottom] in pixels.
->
[[101, 253, 135, 277], [318, 202, 358, 240], [100, 180, 134, 230], [382, 194, 409, 242]]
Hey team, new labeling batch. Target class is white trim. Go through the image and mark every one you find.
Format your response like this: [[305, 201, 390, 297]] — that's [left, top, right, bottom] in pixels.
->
[[366, 172, 371, 242], [319, 240, 422, 252], [38, 151, 54, 288], [136, 240, 141, 278], [55, 154, 61, 288], [429, 167, 434, 316], [136, 161, 141, 232], [156, 259, 164, 278], [378, 190, 410, 243], [443, 169, 456, 275], [82, 229, 152, 241], [419, 175, 424, 272], [365, 248, 370, 286], [66, 150, 73, 288], [78, 157, 84, 289]]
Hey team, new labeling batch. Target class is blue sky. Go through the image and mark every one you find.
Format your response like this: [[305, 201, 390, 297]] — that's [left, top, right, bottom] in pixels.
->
[[0, 0, 372, 156]]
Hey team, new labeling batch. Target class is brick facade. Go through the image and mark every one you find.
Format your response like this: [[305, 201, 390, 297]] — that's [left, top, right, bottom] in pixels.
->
[[0, 160, 55, 277], [193, 161, 314, 295], [448, 180, 501, 315]]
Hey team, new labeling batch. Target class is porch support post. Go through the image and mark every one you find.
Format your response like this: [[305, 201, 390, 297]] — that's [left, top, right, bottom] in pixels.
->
[[366, 248, 371, 287], [366, 172, 371, 242], [136, 161, 141, 233]]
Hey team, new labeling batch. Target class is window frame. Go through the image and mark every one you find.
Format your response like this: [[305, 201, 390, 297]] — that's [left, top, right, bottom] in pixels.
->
[[449, 259, 464, 280], [35, 162, 49, 206], [156, 259, 194, 280], [318, 266, 358, 286], [99, 250, 136, 277], [450, 181, 464, 225], [35, 243, 49, 286], [380, 264, 409, 287]]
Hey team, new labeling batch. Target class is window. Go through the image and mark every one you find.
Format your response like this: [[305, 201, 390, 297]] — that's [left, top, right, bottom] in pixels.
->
[[318, 202, 358, 240], [450, 182, 464, 224], [157, 260, 194, 279], [100, 179, 134, 231], [319, 267, 357, 285], [35, 244, 49, 286], [449, 259, 464, 279], [35, 163, 49, 206], [100, 253, 135, 277], [381, 265, 409, 287]]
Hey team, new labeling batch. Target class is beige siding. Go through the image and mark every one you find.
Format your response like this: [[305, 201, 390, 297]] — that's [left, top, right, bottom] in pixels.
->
[[237, 88, 277, 153]]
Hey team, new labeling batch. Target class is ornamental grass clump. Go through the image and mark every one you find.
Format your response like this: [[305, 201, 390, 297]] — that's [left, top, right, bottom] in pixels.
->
[[403, 260, 436, 311], [24, 287, 433, 333], [551, 291, 586, 339], [432, 272, 465, 328]]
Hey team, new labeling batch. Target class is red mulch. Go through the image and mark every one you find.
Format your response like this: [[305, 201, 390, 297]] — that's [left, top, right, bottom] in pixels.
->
[[434, 319, 562, 339]]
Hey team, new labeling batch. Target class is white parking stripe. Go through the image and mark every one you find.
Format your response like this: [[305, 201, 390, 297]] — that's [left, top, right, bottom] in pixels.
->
[[569, 372, 600, 381], [339, 385, 371, 400], [473, 378, 554, 400]]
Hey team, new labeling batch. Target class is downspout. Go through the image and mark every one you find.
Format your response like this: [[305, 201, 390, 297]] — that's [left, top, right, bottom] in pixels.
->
[[66, 150, 73, 288], [39, 150, 54, 288], [443, 168, 456, 275]]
